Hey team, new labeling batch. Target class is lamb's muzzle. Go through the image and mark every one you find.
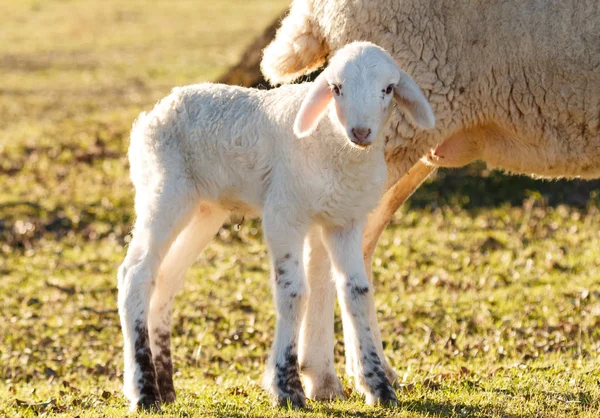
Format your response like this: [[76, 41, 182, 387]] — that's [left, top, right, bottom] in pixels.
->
[[351, 127, 372, 147]]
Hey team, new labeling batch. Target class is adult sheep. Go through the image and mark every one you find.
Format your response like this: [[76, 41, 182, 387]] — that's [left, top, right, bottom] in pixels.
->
[[261, 0, 600, 401]]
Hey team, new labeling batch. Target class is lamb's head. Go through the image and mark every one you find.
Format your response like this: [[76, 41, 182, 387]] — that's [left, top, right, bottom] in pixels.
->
[[294, 42, 435, 148]]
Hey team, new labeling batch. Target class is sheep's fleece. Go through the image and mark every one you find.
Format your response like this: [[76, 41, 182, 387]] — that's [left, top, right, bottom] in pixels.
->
[[261, 0, 600, 402], [263, 0, 600, 181]]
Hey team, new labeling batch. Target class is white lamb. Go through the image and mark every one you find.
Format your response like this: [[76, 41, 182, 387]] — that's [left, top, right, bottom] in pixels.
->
[[117, 41, 435, 410]]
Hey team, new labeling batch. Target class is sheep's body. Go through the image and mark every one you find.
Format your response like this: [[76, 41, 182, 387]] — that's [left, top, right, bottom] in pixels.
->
[[118, 42, 435, 410], [264, 0, 600, 181], [261, 0, 600, 400]]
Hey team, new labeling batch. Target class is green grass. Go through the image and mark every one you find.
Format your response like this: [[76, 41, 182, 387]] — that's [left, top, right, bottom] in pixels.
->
[[1, 1, 599, 416]]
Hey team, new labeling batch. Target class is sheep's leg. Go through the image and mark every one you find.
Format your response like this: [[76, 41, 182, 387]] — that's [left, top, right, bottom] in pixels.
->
[[148, 203, 229, 403], [298, 227, 345, 401], [118, 189, 196, 411], [262, 213, 309, 409], [322, 221, 398, 406]]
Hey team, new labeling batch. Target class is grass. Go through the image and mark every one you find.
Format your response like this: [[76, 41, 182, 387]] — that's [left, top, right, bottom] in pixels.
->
[[1, 1, 599, 416]]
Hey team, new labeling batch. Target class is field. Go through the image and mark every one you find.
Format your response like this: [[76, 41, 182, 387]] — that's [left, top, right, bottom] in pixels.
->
[[1, 1, 599, 417]]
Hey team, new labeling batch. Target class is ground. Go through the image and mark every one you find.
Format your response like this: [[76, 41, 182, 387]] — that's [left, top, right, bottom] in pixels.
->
[[1, 1, 599, 417]]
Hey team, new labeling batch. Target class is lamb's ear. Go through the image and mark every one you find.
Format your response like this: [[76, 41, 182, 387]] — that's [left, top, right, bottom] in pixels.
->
[[294, 72, 332, 137], [394, 70, 436, 129]]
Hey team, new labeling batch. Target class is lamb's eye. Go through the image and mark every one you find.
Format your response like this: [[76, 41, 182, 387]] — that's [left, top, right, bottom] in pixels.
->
[[331, 84, 341, 96], [385, 84, 394, 95]]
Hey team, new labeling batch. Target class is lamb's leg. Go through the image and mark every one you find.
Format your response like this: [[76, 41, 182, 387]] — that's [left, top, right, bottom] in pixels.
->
[[148, 204, 229, 403], [344, 161, 435, 385], [322, 221, 397, 406], [118, 189, 196, 411], [298, 227, 345, 401], [362, 259, 398, 385], [262, 213, 309, 409]]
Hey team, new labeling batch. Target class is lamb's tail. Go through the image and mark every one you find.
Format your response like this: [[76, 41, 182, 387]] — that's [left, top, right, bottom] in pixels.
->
[[260, 0, 329, 85]]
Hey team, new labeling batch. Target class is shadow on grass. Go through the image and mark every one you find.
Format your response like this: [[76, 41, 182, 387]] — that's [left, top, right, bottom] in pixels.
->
[[0, 200, 132, 250], [410, 163, 600, 210], [314, 398, 528, 418], [200, 399, 527, 418], [3, 163, 598, 253]]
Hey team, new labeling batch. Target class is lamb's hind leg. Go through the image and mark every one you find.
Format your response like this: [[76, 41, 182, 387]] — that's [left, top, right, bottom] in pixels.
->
[[298, 227, 345, 401], [118, 186, 197, 411], [148, 203, 229, 404]]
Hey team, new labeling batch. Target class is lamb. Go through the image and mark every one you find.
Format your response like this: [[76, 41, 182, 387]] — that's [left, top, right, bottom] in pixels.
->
[[261, 0, 600, 401], [117, 41, 435, 411]]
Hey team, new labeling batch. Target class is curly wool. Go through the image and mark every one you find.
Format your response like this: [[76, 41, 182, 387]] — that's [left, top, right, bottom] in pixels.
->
[[263, 0, 600, 182]]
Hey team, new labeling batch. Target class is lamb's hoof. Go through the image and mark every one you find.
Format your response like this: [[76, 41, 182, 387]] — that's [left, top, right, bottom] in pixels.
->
[[357, 367, 398, 408], [275, 389, 306, 409], [304, 373, 346, 401], [363, 382, 398, 407], [380, 397, 399, 408], [134, 394, 161, 411], [264, 357, 307, 409], [160, 389, 176, 404]]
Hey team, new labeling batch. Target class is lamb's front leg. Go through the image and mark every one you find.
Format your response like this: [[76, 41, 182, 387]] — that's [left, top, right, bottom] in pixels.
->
[[321, 221, 397, 406], [262, 215, 309, 409]]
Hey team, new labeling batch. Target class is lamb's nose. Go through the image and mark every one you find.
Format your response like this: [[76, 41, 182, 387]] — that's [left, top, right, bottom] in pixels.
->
[[352, 127, 371, 142]]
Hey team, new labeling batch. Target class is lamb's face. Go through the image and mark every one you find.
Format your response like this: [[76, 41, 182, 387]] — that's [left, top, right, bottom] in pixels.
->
[[293, 42, 435, 143], [327, 48, 401, 148]]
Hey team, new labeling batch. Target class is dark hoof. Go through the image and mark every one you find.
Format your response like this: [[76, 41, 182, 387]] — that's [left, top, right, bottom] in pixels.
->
[[272, 381, 306, 410], [364, 380, 398, 407], [161, 390, 176, 404], [136, 394, 161, 411], [376, 382, 398, 407], [275, 390, 306, 410], [379, 394, 399, 407]]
